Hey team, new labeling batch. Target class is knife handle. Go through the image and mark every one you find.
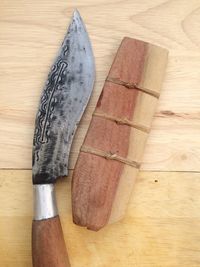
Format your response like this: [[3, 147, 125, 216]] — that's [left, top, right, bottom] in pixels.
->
[[32, 184, 70, 267], [32, 216, 70, 267]]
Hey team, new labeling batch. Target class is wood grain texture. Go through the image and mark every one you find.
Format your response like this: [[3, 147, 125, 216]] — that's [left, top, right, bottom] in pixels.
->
[[32, 216, 71, 267], [72, 38, 168, 230], [1, 0, 200, 171], [1, 170, 200, 267], [1, 0, 200, 266]]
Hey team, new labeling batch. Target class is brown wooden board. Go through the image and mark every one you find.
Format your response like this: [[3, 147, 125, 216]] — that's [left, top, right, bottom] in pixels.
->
[[72, 37, 168, 231]]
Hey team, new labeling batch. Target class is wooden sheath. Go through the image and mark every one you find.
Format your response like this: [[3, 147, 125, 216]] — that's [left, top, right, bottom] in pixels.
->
[[72, 37, 168, 231]]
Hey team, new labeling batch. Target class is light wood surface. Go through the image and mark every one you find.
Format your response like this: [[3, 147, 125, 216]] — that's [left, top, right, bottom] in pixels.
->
[[1, 170, 200, 267], [1, 0, 200, 171], [1, 0, 200, 266]]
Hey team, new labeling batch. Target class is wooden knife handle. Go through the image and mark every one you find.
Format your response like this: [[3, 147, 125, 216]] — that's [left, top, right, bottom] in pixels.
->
[[32, 216, 71, 267]]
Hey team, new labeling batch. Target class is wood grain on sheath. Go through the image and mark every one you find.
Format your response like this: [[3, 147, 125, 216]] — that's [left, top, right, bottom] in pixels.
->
[[32, 216, 70, 267], [72, 37, 168, 231]]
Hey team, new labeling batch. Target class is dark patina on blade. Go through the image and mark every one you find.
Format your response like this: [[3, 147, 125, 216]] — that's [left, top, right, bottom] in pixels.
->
[[32, 10, 95, 184]]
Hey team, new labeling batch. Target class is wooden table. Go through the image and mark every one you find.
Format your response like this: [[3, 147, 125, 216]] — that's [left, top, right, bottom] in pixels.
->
[[1, 1, 200, 266]]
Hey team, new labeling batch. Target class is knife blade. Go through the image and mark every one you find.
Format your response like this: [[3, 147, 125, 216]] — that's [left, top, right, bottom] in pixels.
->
[[32, 10, 95, 267]]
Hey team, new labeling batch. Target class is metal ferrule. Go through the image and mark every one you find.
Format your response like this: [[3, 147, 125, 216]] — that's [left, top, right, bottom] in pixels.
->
[[33, 184, 58, 220]]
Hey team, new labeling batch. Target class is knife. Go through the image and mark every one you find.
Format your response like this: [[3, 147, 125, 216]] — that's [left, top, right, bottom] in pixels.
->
[[32, 10, 95, 267]]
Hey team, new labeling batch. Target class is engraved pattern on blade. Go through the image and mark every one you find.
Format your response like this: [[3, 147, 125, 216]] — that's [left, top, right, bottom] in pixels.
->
[[32, 10, 95, 184], [34, 60, 68, 154]]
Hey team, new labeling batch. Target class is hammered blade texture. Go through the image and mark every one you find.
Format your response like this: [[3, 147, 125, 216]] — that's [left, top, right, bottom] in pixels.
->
[[32, 10, 95, 184]]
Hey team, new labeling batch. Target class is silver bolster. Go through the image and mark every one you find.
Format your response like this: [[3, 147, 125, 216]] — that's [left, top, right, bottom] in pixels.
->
[[33, 184, 58, 220]]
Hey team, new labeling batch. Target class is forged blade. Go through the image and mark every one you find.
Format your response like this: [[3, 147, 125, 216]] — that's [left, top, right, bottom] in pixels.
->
[[32, 10, 95, 184]]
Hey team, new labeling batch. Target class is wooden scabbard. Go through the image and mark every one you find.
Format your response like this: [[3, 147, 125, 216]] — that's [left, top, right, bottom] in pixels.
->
[[72, 37, 168, 231]]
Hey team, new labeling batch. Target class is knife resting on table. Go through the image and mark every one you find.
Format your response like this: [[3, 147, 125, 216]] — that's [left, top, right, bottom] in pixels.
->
[[32, 10, 95, 267]]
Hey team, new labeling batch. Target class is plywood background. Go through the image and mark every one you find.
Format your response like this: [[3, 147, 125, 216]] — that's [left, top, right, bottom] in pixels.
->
[[0, 0, 200, 266]]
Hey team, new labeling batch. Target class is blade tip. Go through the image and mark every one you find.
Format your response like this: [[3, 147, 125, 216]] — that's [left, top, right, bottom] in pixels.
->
[[73, 8, 81, 19]]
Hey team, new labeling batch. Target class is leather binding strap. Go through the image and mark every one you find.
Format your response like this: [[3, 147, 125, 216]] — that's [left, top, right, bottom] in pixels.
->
[[72, 37, 168, 231]]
